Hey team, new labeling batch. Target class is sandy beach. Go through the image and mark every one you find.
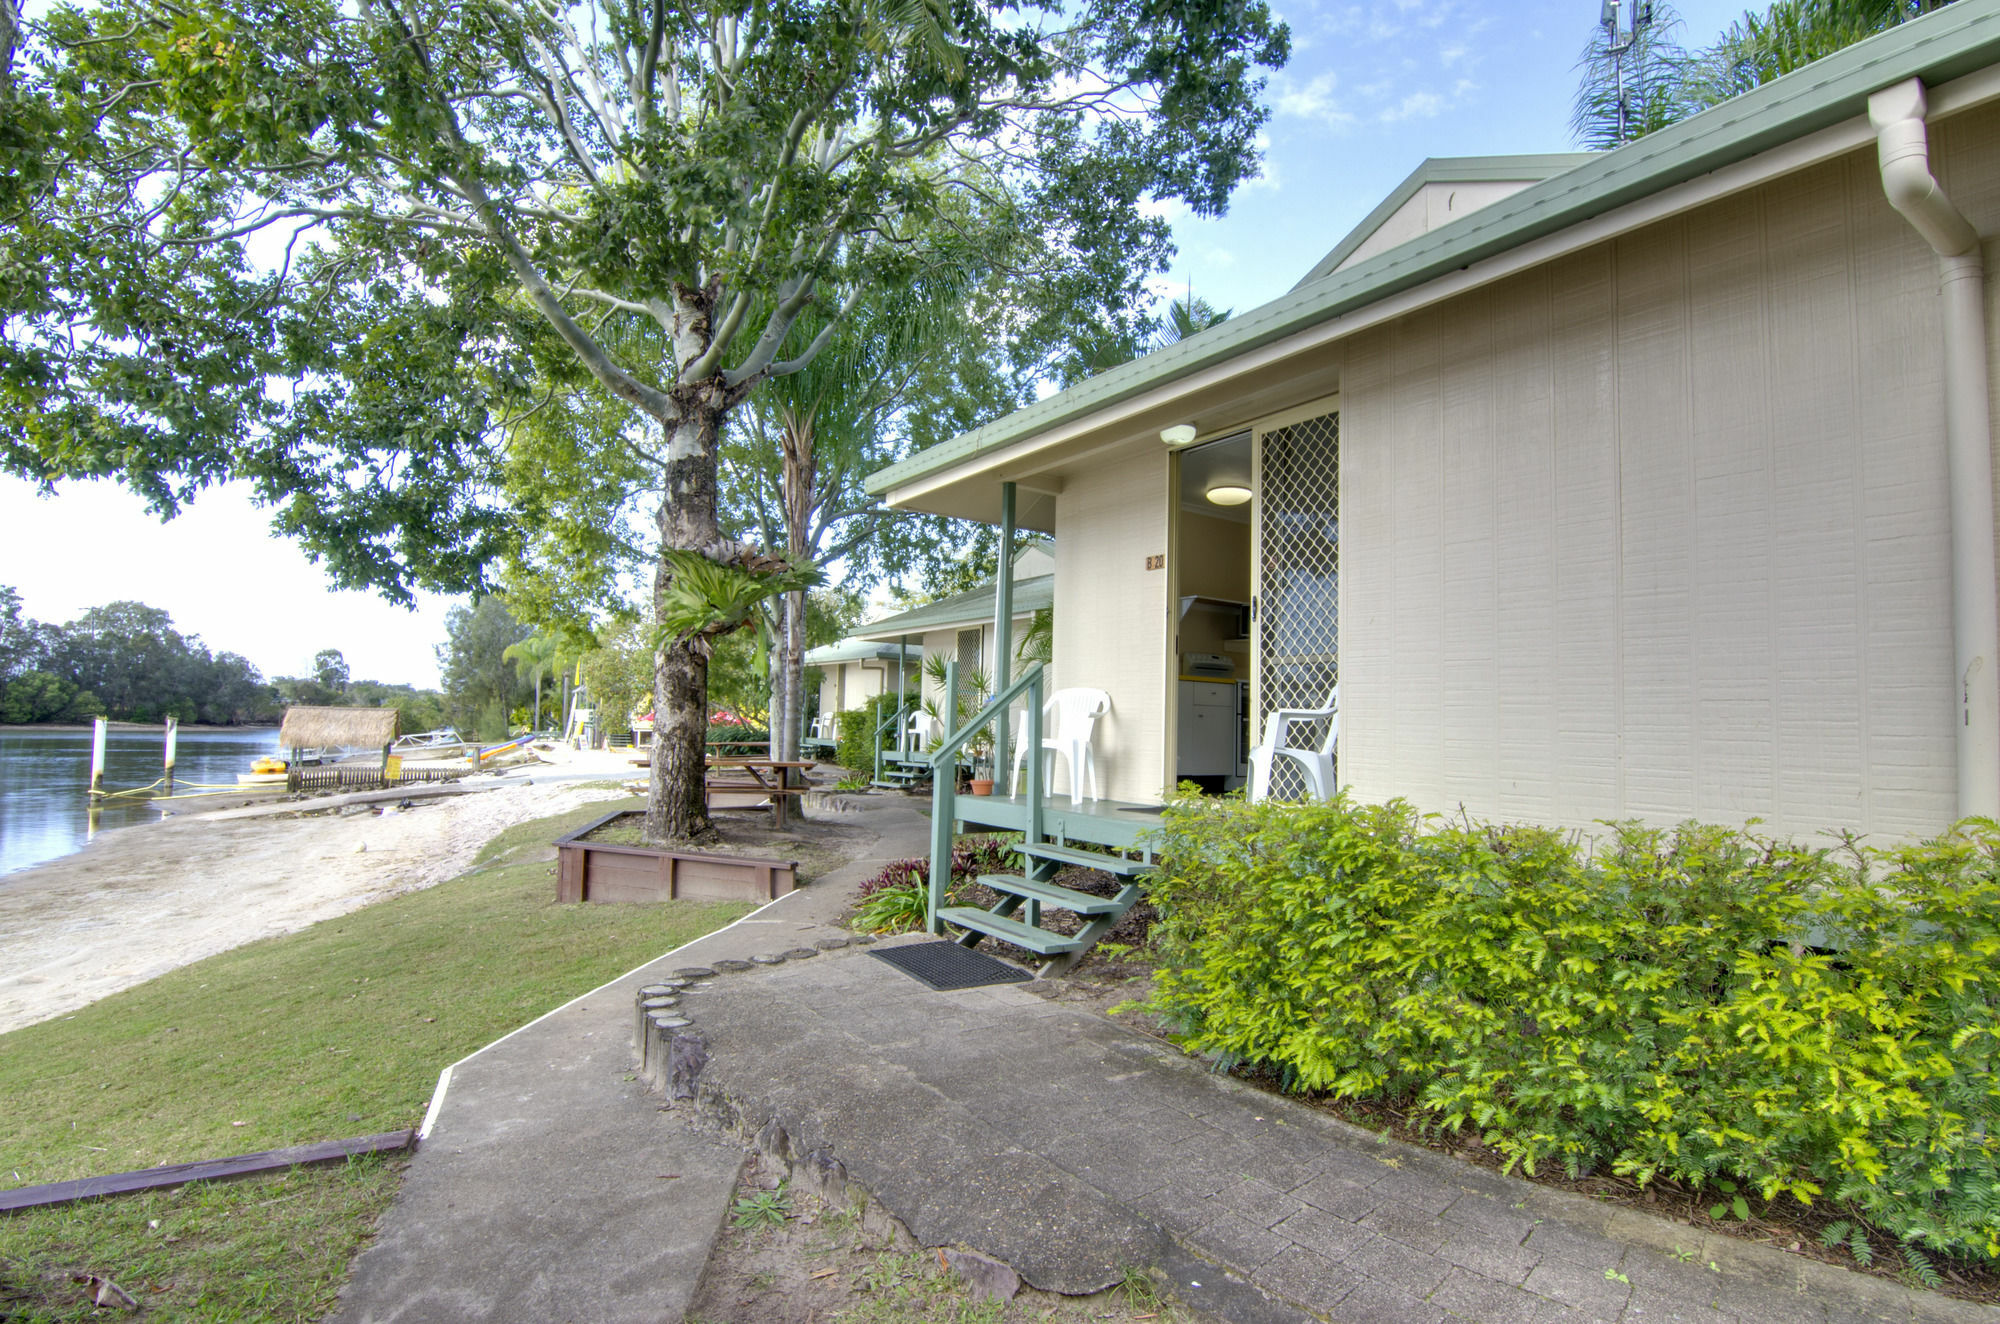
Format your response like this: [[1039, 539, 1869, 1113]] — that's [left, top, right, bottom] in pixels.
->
[[0, 772, 635, 1036]]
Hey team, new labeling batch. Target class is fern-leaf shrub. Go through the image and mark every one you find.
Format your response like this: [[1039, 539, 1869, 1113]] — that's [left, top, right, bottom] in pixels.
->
[[1143, 796, 2000, 1262], [851, 838, 1016, 934]]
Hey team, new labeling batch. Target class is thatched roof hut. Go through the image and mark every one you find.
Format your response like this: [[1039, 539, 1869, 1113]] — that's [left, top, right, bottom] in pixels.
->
[[278, 706, 399, 750]]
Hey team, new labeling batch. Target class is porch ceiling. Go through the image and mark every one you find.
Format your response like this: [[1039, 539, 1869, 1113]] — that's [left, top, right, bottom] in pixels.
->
[[882, 350, 1343, 529]]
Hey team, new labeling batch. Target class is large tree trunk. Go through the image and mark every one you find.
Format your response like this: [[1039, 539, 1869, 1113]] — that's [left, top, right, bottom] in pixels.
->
[[776, 409, 816, 765], [645, 407, 725, 843], [778, 588, 806, 761], [766, 621, 788, 761]]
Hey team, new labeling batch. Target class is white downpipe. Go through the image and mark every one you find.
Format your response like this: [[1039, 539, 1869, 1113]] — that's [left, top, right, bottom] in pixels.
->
[[1869, 79, 2000, 821]]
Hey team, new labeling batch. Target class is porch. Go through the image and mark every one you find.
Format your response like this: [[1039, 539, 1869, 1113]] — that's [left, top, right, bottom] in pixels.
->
[[947, 789, 1160, 853]]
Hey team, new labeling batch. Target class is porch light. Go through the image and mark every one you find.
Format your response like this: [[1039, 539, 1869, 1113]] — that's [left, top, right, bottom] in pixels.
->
[[1205, 484, 1251, 507], [1160, 423, 1198, 446]]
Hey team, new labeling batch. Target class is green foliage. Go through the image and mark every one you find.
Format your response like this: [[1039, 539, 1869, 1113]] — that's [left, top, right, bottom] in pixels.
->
[[1570, 2, 1697, 149], [1573, 0, 1943, 149], [0, 595, 277, 724], [851, 839, 1013, 934], [652, 551, 821, 655], [854, 875, 935, 935], [2, 670, 95, 724], [729, 1182, 792, 1230], [1145, 797, 2000, 1261], [921, 653, 993, 754], [1694, 0, 1934, 105], [835, 693, 916, 775], [576, 620, 654, 738], [437, 597, 534, 740]]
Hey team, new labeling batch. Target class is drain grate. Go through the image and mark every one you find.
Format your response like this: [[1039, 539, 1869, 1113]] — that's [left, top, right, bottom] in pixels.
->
[[869, 941, 1033, 991]]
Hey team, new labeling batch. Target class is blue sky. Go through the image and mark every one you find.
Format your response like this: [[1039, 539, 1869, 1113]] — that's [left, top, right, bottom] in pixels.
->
[[1157, 0, 1748, 310], [0, 0, 1756, 688]]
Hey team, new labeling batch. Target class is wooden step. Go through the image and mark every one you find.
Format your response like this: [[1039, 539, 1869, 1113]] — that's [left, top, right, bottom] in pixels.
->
[[937, 907, 1086, 955], [1015, 840, 1152, 878], [975, 874, 1127, 915]]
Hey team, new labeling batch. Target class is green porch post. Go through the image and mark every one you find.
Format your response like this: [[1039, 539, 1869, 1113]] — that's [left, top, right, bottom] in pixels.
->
[[991, 481, 1016, 783], [927, 658, 958, 934]]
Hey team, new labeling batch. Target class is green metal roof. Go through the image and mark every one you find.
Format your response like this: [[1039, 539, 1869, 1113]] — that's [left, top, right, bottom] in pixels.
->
[[845, 574, 1055, 641], [867, 0, 2000, 500], [1291, 153, 1601, 290], [802, 638, 911, 667]]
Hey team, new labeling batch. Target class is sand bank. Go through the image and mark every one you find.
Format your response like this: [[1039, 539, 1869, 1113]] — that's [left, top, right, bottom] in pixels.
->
[[0, 777, 632, 1036]]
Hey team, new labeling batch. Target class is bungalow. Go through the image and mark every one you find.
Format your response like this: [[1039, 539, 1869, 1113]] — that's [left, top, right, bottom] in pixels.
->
[[866, 4, 2000, 847], [806, 544, 1055, 730]]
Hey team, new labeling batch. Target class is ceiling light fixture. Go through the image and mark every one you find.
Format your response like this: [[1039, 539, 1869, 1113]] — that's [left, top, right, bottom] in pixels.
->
[[1159, 423, 1198, 446], [1206, 484, 1252, 507]]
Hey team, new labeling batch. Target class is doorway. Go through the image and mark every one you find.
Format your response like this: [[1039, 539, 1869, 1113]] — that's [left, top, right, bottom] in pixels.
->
[[1170, 432, 1253, 794]]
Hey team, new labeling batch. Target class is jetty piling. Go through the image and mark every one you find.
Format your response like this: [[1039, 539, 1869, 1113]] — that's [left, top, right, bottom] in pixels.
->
[[164, 718, 178, 794], [88, 718, 107, 797]]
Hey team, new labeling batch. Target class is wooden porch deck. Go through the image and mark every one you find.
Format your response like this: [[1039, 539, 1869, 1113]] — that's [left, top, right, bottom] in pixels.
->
[[947, 791, 1164, 852]]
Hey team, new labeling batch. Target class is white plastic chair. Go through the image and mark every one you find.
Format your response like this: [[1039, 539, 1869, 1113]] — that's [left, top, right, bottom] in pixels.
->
[[1248, 687, 1339, 803], [1010, 688, 1111, 805]]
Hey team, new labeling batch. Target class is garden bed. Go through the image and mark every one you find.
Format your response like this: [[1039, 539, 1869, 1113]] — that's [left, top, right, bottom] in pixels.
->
[[555, 810, 798, 904]]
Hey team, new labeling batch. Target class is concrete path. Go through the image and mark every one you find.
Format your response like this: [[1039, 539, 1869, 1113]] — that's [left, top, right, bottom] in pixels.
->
[[333, 795, 928, 1324], [671, 939, 2000, 1324], [338, 789, 2000, 1324]]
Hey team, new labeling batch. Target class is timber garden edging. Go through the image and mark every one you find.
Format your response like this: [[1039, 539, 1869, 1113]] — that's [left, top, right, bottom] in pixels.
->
[[553, 810, 797, 904]]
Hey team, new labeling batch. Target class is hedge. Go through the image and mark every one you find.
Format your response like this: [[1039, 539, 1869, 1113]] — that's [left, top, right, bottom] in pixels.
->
[[1143, 795, 2000, 1261], [833, 693, 915, 775]]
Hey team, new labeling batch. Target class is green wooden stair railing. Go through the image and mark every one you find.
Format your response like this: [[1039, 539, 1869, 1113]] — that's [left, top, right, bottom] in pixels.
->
[[870, 695, 922, 789], [924, 660, 1149, 977]]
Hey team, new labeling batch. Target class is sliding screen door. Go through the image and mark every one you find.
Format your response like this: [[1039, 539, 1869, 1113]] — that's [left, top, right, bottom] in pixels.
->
[[1254, 407, 1340, 800]]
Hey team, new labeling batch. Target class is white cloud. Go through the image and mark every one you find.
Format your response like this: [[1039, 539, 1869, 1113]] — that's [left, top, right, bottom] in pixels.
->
[[1440, 42, 1468, 67], [1139, 195, 1192, 223], [1273, 72, 1356, 129], [1379, 89, 1444, 123]]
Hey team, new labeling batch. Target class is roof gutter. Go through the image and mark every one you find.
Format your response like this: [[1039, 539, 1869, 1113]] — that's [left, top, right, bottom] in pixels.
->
[[1870, 77, 2000, 820]]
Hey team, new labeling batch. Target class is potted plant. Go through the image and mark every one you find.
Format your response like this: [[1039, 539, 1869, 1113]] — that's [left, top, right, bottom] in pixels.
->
[[968, 745, 995, 796]]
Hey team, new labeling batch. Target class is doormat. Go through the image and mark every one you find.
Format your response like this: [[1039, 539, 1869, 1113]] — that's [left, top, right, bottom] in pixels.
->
[[869, 941, 1033, 991], [1118, 805, 1170, 815]]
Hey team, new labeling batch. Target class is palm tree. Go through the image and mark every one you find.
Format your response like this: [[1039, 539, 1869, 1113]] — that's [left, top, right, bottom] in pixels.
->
[[1570, 1, 1698, 149], [1573, 0, 1953, 148], [502, 634, 563, 732], [1690, 0, 1938, 106], [1151, 296, 1233, 351]]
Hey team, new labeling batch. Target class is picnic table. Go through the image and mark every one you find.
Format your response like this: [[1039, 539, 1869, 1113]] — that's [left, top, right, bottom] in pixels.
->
[[705, 757, 816, 830]]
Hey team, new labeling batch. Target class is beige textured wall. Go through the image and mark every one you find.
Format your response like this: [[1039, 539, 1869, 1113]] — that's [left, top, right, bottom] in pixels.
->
[[1054, 452, 1172, 801], [1336, 136, 2000, 841], [817, 661, 890, 718]]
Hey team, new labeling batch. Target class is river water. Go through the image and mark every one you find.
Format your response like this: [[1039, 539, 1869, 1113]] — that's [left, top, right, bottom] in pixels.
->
[[0, 726, 280, 878]]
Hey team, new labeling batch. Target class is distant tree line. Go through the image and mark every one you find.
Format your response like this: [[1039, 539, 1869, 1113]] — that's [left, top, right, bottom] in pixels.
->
[[0, 590, 279, 725], [0, 589, 451, 730]]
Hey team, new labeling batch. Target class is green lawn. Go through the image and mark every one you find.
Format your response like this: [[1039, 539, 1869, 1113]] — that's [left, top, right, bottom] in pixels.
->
[[0, 795, 753, 1320]]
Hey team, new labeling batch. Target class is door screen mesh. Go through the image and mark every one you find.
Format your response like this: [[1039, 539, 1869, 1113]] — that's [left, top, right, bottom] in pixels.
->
[[1257, 411, 1340, 800]]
